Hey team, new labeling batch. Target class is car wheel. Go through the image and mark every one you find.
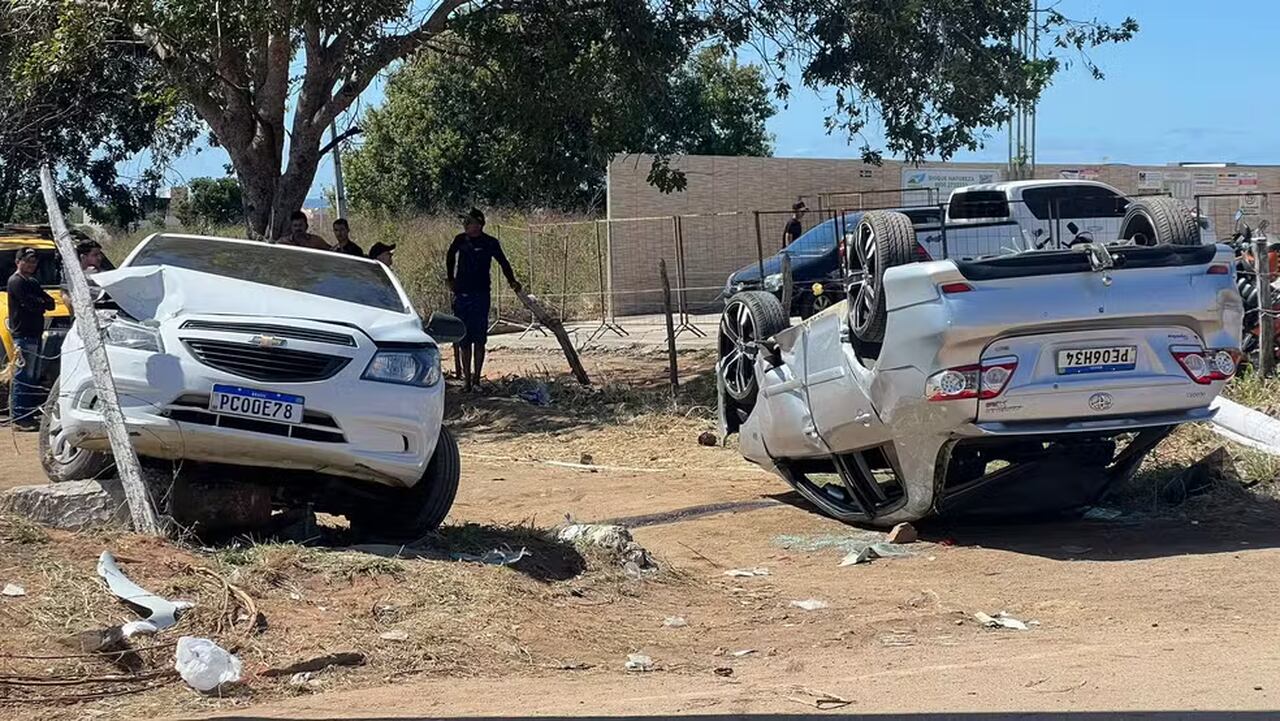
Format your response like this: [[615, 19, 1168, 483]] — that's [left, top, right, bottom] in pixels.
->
[[349, 427, 461, 540], [849, 211, 917, 344], [1120, 198, 1200, 246], [796, 290, 834, 320], [718, 291, 789, 420], [39, 379, 113, 482]]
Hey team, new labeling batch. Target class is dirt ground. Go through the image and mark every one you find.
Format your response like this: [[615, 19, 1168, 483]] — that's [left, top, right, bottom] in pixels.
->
[[4, 348, 1280, 719]]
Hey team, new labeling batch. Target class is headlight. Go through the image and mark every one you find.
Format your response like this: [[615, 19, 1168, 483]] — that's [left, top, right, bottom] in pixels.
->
[[362, 347, 441, 387], [98, 311, 163, 353], [763, 273, 783, 291]]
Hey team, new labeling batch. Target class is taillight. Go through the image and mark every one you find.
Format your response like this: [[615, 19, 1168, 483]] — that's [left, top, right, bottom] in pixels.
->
[[1171, 346, 1239, 384], [940, 282, 972, 294], [1207, 264, 1230, 275], [914, 242, 932, 261], [926, 356, 1018, 401]]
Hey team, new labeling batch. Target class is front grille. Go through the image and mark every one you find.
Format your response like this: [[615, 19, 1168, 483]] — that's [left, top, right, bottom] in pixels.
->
[[165, 394, 345, 443], [181, 338, 350, 383], [180, 320, 356, 347]]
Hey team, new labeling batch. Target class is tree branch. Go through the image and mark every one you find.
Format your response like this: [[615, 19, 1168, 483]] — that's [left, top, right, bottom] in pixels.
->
[[317, 125, 363, 157]]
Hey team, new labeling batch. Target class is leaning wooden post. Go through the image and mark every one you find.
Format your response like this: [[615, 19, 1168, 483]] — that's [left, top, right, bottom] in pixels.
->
[[39, 165, 162, 535], [514, 288, 590, 386], [1256, 232, 1276, 377], [659, 259, 679, 391]]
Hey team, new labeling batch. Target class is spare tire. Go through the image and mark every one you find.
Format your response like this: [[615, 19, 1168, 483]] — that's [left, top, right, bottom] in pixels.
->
[[1120, 197, 1200, 246], [848, 211, 918, 344], [718, 291, 789, 421]]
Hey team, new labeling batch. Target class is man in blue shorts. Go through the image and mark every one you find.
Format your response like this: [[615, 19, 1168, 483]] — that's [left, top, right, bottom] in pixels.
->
[[446, 208, 521, 392]]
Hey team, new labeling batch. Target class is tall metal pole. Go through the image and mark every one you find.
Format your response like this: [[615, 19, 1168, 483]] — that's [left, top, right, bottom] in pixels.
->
[[1256, 233, 1275, 377], [330, 123, 348, 219], [39, 166, 162, 535]]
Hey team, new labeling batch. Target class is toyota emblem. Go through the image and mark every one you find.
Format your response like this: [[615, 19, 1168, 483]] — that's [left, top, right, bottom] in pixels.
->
[[1088, 392, 1114, 412]]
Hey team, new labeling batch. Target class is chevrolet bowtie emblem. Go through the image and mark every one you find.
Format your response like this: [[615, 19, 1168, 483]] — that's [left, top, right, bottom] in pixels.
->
[[251, 335, 285, 348]]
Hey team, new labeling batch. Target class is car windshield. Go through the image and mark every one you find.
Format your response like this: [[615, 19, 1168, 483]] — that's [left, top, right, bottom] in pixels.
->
[[0, 248, 62, 287], [129, 236, 406, 312]]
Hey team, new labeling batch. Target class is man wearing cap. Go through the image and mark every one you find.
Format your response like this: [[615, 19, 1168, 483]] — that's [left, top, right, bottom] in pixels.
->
[[783, 201, 806, 248], [446, 208, 521, 393], [6, 248, 55, 429], [368, 242, 395, 266]]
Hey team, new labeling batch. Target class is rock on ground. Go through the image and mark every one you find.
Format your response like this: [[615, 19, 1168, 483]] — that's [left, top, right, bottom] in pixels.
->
[[0, 480, 130, 530], [557, 523, 655, 568]]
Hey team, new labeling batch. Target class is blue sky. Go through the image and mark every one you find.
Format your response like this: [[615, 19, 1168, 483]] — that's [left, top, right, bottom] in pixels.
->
[[160, 0, 1280, 195]]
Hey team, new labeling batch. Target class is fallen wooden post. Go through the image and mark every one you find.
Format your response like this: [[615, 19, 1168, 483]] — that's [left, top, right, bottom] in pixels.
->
[[515, 288, 590, 386], [39, 165, 162, 535]]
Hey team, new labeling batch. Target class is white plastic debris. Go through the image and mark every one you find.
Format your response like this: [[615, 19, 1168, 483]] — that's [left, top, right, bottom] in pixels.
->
[[174, 636, 242, 692], [624, 653, 654, 672], [379, 630, 409, 642], [662, 616, 688, 628], [974, 611, 1031, 631], [839, 542, 912, 567], [724, 567, 770, 577], [1, 583, 25, 597], [790, 599, 829, 611], [98, 551, 193, 629], [732, 648, 757, 657]]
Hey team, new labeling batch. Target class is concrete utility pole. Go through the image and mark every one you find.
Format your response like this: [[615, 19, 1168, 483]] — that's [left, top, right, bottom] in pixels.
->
[[39, 166, 162, 535], [1255, 232, 1276, 377], [330, 123, 348, 219]]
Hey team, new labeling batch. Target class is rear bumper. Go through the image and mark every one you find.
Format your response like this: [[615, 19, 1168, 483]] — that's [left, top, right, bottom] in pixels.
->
[[956, 406, 1217, 437]]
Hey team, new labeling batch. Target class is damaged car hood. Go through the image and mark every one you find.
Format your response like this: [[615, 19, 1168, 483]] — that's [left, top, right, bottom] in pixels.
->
[[91, 266, 429, 343]]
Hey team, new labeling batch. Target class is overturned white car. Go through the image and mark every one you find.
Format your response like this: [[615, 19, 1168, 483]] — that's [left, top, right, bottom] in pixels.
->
[[720, 198, 1243, 526], [41, 234, 465, 537]]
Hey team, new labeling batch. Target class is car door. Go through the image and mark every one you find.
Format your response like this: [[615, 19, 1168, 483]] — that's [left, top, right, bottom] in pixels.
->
[[802, 309, 891, 453]]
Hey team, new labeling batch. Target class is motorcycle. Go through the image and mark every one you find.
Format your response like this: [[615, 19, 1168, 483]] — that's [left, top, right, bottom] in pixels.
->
[[1227, 211, 1279, 365]]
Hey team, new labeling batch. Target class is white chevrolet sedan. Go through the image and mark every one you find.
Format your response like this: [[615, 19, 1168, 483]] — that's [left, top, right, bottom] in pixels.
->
[[40, 234, 465, 537]]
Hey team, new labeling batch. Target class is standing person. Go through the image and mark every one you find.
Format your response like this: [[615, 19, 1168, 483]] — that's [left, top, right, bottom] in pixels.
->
[[367, 242, 395, 267], [332, 219, 364, 256], [783, 201, 806, 248], [278, 211, 329, 249], [6, 248, 55, 430], [75, 239, 106, 272], [446, 208, 521, 393]]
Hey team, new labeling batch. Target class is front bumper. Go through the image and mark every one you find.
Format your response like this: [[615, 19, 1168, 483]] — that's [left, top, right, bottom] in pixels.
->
[[58, 317, 443, 488]]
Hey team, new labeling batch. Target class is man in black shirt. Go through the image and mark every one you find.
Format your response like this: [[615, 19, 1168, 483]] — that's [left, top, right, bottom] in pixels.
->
[[445, 208, 521, 392], [783, 201, 806, 248], [6, 247, 55, 429], [332, 219, 364, 256]]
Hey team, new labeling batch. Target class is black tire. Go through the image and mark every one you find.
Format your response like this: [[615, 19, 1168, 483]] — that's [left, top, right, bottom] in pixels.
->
[[349, 426, 460, 540], [38, 378, 113, 482], [1120, 198, 1200, 246], [718, 291, 789, 417], [848, 211, 917, 344]]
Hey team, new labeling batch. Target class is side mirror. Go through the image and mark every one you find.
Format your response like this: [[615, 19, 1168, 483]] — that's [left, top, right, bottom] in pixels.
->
[[423, 311, 466, 345], [1067, 221, 1080, 235]]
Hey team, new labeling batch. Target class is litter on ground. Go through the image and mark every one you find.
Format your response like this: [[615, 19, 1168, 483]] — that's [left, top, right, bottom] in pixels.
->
[[839, 542, 914, 566], [975, 611, 1034, 631], [98, 551, 193, 630], [724, 567, 770, 577], [790, 599, 828, 611], [625, 653, 655, 672], [662, 616, 688, 628], [1, 582, 25, 597], [174, 636, 242, 692], [451, 547, 530, 566]]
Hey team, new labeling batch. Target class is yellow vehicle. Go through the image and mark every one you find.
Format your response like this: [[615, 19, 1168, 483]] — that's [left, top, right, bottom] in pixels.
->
[[1, 225, 74, 412]]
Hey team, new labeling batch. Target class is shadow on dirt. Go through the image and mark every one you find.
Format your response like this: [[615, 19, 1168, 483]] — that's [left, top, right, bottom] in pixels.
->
[[204, 519, 588, 583], [766, 488, 1280, 562]]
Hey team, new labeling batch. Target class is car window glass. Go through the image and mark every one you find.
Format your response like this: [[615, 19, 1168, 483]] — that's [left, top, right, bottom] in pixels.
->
[[785, 218, 842, 258], [1023, 186, 1126, 220], [948, 191, 1009, 220], [904, 208, 943, 225], [129, 236, 406, 312]]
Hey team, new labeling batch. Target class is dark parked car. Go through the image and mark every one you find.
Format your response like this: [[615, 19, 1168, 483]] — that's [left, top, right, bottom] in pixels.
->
[[723, 207, 943, 318]]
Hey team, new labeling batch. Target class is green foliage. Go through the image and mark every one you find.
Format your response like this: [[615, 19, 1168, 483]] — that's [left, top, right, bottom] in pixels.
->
[[174, 177, 245, 229], [345, 44, 776, 214], [0, 1, 198, 225]]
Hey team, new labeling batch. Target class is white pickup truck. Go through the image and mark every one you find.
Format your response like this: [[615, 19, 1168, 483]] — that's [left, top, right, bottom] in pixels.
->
[[914, 180, 1211, 261]]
